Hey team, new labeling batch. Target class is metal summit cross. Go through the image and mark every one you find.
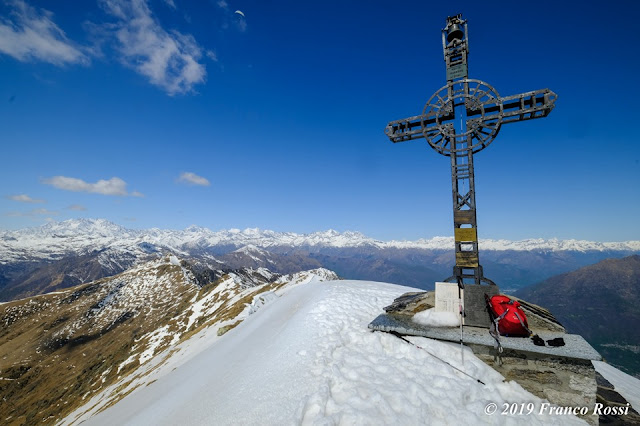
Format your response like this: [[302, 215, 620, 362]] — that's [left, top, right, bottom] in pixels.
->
[[385, 14, 556, 323]]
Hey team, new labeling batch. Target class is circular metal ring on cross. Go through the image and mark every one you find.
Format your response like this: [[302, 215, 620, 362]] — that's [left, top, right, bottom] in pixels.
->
[[421, 79, 504, 155]]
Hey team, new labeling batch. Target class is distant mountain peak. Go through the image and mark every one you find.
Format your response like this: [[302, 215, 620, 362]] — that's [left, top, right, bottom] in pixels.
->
[[233, 244, 270, 256], [240, 243, 264, 251]]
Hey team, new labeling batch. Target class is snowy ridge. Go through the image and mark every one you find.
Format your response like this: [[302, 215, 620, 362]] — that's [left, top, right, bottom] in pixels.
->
[[2, 219, 639, 266], [1, 256, 339, 423], [70, 280, 588, 425], [59, 266, 339, 424], [229, 244, 276, 264], [48, 257, 198, 347]]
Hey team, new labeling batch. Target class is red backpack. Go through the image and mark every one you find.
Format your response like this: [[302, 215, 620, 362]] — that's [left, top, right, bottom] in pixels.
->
[[485, 294, 531, 337]]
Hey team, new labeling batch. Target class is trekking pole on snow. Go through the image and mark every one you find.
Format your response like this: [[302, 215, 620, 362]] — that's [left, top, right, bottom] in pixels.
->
[[458, 285, 464, 366]]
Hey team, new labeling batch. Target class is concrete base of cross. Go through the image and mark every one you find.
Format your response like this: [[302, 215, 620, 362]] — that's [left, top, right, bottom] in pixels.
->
[[434, 281, 499, 328]]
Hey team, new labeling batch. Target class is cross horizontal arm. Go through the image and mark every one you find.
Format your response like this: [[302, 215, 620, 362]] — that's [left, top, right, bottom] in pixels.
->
[[500, 89, 557, 124], [385, 112, 450, 143], [467, 88, 557, 125], [385, 87, 556, 144]]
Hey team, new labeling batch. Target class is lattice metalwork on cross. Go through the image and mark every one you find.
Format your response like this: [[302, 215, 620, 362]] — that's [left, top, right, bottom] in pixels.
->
[[385, 14, 557, 288]]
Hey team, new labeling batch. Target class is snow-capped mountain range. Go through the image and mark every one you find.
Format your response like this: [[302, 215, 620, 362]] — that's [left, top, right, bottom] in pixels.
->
[[2, 218, 640, 303], [2, 218, 639, 265]]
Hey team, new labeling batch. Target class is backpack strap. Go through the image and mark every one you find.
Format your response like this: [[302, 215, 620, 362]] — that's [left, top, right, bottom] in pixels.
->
[[485, 294, 505, 355], [489, 315, 504, 357], [513, 309, 532, 336]]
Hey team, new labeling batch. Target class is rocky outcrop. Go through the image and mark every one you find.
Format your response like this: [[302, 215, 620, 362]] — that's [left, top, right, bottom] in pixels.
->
[[383, 290, 600, 424], [594, 372, 640, 424]]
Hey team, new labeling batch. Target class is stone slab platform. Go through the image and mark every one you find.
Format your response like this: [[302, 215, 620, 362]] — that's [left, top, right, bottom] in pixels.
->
[[369, 313, 602, 362]]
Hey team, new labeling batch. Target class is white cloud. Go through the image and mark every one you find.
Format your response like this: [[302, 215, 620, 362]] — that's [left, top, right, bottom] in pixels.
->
[[162, 0, 176, 9], [7, 208, 58, 217], [177, 172, 210, 186], [206, 49, 217, 61], [66, 204, 87, 211], [7, 194, 45, 203], [99, 0, 208, 95], [0, 0, 89, 66], [32, 208, 58, 216], [42, 176, 141, 196]]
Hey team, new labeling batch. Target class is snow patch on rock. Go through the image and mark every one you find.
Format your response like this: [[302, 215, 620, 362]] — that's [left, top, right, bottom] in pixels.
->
[[412, 308, 461, 327], [248, 291, 279, 315], [593, 360, 640, 412]]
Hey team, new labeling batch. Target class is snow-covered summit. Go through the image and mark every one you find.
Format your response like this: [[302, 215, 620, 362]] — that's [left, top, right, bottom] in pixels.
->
[[232, 244, 271, 256], [71, 280, 593, 425]]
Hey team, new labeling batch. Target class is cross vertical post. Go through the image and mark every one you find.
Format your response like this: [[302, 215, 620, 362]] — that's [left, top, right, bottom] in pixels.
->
[[443, 15, 483, 287], [385, 14, 557, 300]]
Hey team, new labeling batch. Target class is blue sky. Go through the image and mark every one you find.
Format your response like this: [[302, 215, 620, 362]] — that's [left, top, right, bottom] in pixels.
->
[[1, 0, 639, 242]]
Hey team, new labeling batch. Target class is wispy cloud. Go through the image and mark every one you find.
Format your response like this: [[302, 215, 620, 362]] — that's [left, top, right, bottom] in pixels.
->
[[0, 0, 89, 66], [205, 50, 217, 61], [42, 176, 143, 196], [7, 208, 58, 217], [162, 0, 176, 9], [7, 194, 45, 203], [66, 204, 87, 211], [32, 208, 58, 216], [177, 172, 210, 186], [99, 0, 211, 95], [236, 16, 247, 32]]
